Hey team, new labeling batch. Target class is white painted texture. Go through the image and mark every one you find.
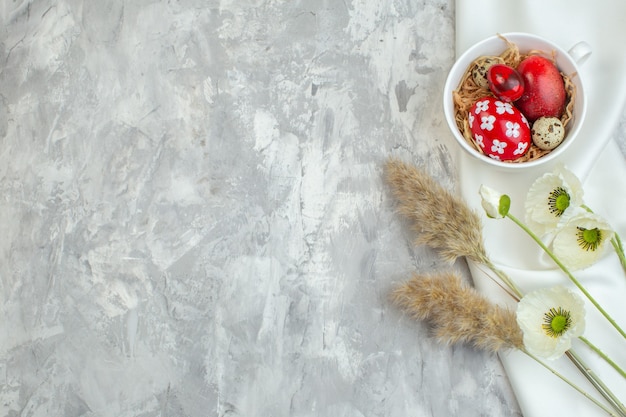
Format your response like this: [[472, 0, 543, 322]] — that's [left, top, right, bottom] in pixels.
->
[[3, 1, 622, 416]]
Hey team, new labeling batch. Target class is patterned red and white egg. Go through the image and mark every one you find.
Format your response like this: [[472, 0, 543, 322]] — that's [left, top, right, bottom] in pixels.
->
[[468, 97, 531, 161]]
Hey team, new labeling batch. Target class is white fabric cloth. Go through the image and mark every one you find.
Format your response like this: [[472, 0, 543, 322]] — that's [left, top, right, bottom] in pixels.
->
[[454, 2, 626, 416]]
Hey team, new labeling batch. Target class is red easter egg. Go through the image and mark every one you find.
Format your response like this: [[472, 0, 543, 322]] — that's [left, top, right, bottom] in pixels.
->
[[487, 64, 525, 102], [468, 97, 531, 161], [515, 55, 567, 122]]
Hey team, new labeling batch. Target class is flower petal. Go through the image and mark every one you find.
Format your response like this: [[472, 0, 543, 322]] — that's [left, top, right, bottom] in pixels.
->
[[552, 212, 615, 270], [479, 184, 507, 219], [525, 164, 584, 236], [516, 286, 585, 360]]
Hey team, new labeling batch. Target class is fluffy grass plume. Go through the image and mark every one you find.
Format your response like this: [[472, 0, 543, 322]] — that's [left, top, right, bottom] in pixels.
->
[[384, 159, 489, 264], [393, 271, 523, 352]]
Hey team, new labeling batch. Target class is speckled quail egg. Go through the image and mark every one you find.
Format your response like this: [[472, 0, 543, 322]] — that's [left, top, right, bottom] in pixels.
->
[[471, 56, 505, 89], [531, 117, 565, 150]]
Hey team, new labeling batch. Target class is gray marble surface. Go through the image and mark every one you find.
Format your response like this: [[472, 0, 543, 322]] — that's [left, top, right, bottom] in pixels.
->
[[1, 1, 624, 416]]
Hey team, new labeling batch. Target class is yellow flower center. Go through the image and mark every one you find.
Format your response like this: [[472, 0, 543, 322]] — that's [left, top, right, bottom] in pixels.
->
[[576, 227, 602, 251], [548, 187, 570, 217], [542, 307, 572, 338]]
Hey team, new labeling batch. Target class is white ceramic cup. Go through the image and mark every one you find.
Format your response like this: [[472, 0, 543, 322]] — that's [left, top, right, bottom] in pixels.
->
[[443, 32, 589, 170]]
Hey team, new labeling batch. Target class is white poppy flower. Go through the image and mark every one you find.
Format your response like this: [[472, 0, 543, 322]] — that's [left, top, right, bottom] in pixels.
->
[[516, 286, 585, 360], [552, 212, 614, 271], [479, 184, 509, 219], [525, 164, 584, 236]]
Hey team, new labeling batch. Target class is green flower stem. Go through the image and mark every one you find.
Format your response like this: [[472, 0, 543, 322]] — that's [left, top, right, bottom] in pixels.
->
[[611, 234, 626, 273], [580, 336, 626, 380], [566, 349, 626, 417], [506, 212, 626, 341], [523, 349, 625, 417], [614, 232, 625, 257]]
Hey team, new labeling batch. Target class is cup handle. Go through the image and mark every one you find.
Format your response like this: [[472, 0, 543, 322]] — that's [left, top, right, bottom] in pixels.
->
[[568, 41, 592, 66]]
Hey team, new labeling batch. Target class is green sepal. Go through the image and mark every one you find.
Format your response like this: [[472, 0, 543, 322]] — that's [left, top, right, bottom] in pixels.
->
[[499, 194, 511, 217]]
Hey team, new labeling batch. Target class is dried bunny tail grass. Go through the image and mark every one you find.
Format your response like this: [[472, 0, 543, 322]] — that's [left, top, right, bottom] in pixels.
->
[[393, 271, 524, 353], [384, 159, 489, 264]]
